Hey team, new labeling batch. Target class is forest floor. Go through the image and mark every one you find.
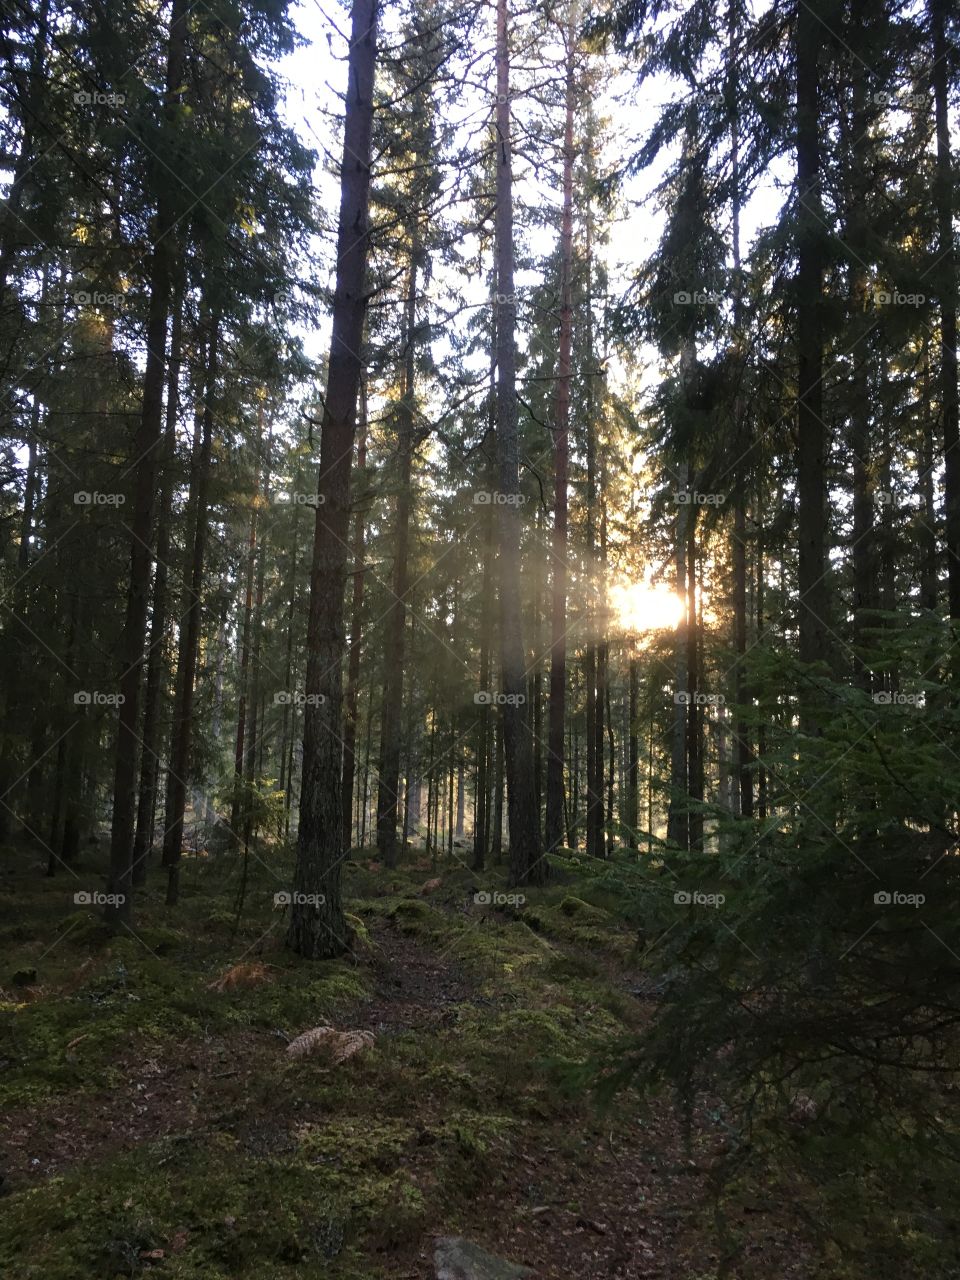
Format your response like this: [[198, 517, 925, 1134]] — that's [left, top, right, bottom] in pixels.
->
[[0, 840, 820, 1279]]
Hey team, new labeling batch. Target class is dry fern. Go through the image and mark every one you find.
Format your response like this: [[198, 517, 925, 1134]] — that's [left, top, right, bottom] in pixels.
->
[[285, 1024, 375, 1063], [420, 877, 442, 894], [207, 961, 273, 992]]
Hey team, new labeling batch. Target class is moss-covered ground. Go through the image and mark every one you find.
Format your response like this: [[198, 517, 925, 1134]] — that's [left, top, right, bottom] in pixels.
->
[[0, 841, 812, 1278]]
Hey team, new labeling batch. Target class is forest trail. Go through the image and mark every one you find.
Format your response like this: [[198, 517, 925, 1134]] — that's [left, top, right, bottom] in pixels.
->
[[1, 849, 811, 1279]]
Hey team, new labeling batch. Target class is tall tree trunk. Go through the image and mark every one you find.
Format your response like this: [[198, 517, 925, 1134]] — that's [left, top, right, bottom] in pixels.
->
[[627, 656, 639, 850], [795, 0, 831, 716], [545, 14, 575, 853], [472, 437, 496, 870], [494, 0, 544, 887], [133, 275, 185, 885], [229, 409, 265, 843], [341, 393, 368, 847], [288, 0, 378, 958], [106, 0, 188, 927], [377, 249, 419, 867], [163, 319, 220, 905], [668, 458, 690, 849], [932, 0, 960, 625]]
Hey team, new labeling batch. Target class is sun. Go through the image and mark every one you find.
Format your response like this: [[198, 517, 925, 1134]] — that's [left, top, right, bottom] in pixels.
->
[[607, 576, 684, 633]]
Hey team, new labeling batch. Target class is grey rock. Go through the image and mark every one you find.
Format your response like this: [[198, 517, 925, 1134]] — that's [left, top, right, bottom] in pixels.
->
[[434, 1237, 536, 1280]]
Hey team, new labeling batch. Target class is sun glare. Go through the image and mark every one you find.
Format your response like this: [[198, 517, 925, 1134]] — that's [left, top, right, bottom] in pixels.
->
[[608, 577, 684, 633]]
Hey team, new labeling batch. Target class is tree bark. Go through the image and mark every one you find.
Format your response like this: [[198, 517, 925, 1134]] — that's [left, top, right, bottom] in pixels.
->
[[494, 0, 544, 887], [163, 319, 220, 905], [545, 15, 575, 853], [106, 0, 188, 927], [341, 389, 368, 848], [795, 0, 832, 713], [288, 0, 378, 958], [376, 249, 419, 866]]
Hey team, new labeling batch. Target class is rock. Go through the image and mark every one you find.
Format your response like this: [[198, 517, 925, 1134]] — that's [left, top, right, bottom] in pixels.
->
[[434, 1237, 536, 1280]]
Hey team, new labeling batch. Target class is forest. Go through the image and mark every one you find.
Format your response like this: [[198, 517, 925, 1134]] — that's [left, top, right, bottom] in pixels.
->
[[1, 0, 959, 1275]]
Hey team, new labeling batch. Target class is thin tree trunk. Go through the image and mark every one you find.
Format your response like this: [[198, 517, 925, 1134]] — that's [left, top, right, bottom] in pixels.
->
[[229, 407, 265, 843], [545, 37, 576, 860], [163, 318, 220, 905], [133, 274, 184, 885], [795, 0, 831, 715], [932, 0, 960, 625], [106, 0, 189, 927], [341, 391, 368, 847], [376, 250, 419, 866], [495, 0, 543, 887]]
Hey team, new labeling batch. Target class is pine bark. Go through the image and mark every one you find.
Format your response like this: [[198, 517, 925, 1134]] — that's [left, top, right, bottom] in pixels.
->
[[288, 0, 378, 958]]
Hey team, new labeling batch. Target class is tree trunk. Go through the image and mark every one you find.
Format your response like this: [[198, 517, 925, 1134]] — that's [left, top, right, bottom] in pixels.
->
[[106, 0, 188, 927], [545, 16, 575, 852], [795, 0, 832, 713], [932, 0, 960, 624], [288, 0, 378, 959], [133, 274, 184, 885], [163, 319, 219, 905], [494, 0, 544, 887], [376, 250, 419, 867], [341, 391, 368, 847]]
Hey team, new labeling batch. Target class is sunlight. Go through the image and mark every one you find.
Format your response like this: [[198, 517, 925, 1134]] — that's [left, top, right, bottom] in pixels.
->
[[608, 576, 684, 633]]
